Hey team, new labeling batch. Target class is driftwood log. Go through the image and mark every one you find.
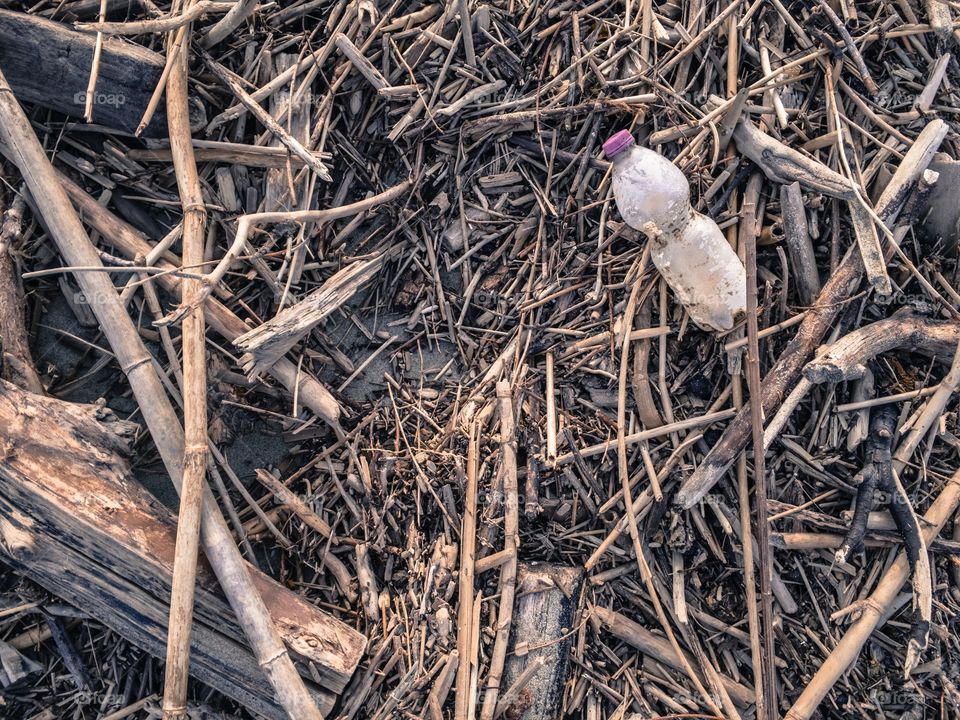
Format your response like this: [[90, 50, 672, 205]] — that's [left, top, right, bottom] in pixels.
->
[[0, 380, 365, 717], [0, 9, 167, 136]]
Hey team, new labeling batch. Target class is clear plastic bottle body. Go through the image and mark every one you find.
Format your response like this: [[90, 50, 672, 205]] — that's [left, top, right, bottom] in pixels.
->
[[609, 145, 746, 332], [650, 210, 746, 331]]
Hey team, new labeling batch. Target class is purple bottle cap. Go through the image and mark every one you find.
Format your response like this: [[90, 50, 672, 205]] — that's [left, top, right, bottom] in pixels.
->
[[603, 130, 635, 159]]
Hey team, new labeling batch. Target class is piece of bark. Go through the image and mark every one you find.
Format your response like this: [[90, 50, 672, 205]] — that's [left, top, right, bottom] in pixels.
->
[[919, 153, 960, 253], [498, 564, 583, 720], [234, 252, 392, 377], [0, 380, 364, 715], [845, 366, 874, 451], [0, 9, 167, 136], [0, 195, 43, 394], [0, 638, 41, 687], [847, 200, 890, 295]]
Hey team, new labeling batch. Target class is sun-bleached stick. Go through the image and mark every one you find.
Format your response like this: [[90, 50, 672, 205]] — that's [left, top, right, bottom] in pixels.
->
[[478, 383, 520, 720], [455, 425, 479, 719], [161, 8, 208, 716], [157, 180, 411, 326]]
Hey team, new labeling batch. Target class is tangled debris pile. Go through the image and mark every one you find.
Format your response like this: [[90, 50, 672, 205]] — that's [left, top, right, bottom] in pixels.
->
[[1, 0, 960, 719]]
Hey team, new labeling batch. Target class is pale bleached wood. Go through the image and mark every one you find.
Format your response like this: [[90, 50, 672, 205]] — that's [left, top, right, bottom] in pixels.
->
[[235, 253, 393, 377], [0, 380, 363, 715]]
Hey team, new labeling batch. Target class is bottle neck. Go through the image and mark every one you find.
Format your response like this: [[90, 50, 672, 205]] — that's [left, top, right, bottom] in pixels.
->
[[608, 146, 633, 165]]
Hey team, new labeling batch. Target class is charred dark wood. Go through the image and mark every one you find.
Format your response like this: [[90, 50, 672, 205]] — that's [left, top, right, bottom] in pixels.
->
[[835, 403, 930, 676], [836, 406, 898, 563], [0, 10, 167, 136]]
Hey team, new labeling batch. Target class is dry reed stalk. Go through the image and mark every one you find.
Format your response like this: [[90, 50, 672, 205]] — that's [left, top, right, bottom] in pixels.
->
[[478, 381, 519, 720], [740, 173, 778, 719], [161, 7, 207, 716], [455, 424, 479, 719]]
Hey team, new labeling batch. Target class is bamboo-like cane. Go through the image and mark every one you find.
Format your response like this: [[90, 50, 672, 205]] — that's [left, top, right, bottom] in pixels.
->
[[454, 424, 479, 719], [0, 67, 323, 720], [161, 8, 207, 718], [478, 382, 519, 720]]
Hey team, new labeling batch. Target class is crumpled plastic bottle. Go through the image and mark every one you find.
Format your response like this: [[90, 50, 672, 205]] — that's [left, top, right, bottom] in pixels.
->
[[604, 130, 746, 332]]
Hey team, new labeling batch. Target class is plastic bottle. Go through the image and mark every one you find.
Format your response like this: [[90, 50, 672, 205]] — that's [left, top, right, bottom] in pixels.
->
[[603, 130, 746, 332]]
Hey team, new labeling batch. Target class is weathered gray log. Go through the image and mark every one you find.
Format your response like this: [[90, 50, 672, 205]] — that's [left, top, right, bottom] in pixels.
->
[[0, 9, 167, 136], [0, 380, 365, 717], [497, 563, 583, 720], [779, 181, 820, 307]]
